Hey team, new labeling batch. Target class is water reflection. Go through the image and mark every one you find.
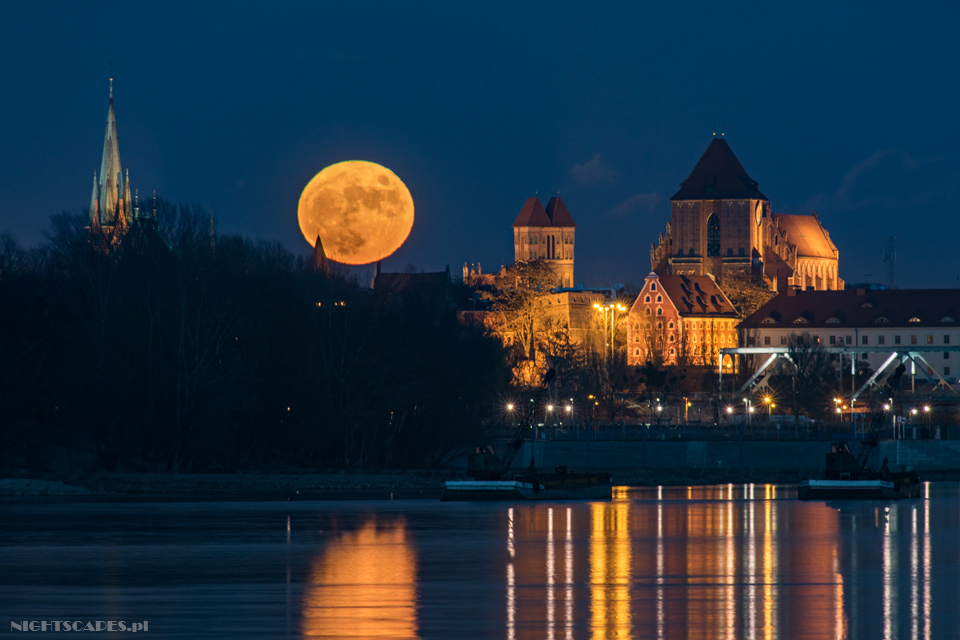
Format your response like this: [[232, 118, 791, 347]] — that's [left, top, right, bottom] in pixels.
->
[[302, 517, 417, 639], [496, 483, 954, 640], [590, 498, 631, 639]]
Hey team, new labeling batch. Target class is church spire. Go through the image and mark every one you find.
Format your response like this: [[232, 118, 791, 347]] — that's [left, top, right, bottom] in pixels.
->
[[308, 234, 330, 273], [89, 171, 100, 227], [98, 78, 122, 224]]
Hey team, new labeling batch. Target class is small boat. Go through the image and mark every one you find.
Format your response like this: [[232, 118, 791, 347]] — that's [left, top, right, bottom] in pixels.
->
[[798, 441, 920, 501], [441, 470, 612, 501], [798, 477, 920, 500]]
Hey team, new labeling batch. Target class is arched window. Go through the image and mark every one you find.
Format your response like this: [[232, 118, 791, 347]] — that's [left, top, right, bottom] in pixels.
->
[[707, 214, 720, 256]]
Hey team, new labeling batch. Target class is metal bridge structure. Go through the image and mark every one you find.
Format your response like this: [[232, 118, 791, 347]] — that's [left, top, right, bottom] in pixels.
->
[[718, 345, 960, 406]]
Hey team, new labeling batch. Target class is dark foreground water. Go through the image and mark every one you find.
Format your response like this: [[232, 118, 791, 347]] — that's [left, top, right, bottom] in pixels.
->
[[2, 484, 959, 639]]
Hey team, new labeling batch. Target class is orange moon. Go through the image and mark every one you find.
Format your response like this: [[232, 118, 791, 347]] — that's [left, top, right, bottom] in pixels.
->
[[297, 160, 414, 265]]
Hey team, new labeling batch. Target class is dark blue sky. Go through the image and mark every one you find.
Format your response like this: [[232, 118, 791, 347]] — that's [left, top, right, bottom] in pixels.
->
[[2, 2, 958, 288]]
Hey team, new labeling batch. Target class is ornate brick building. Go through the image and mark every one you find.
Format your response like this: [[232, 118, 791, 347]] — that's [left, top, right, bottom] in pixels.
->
[[651, 138, 842, 293], [626, 272, 739, 367]]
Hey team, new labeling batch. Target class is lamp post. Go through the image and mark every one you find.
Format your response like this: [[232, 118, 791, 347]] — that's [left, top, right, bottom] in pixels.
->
[[593, 302, 628, 368]]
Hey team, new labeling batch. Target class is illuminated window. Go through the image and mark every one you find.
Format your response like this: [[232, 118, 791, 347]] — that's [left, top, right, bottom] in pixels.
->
[[927, 335, 934, 344], [908, 317, 921, 323], [707, 214, 720, 256]]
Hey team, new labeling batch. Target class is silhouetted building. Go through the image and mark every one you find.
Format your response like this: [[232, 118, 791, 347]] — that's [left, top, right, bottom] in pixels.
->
[[651, 138, 842, 293]]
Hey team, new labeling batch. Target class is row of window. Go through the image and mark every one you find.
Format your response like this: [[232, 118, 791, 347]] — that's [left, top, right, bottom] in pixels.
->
[[828, 334, 951, 346], [761, 333, 954, 349], [520, 235, 574, 245]]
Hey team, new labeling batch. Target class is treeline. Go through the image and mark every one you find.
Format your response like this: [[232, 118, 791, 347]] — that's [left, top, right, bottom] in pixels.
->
[[0, 204, 509, 473]]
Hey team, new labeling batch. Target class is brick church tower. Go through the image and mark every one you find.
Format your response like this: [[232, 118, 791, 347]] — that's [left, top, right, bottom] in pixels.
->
[[651, 137, 842, 292], [512, 196, 576, 288]]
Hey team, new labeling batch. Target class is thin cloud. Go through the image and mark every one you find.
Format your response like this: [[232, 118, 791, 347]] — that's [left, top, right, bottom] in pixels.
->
[[802, 149, 947, 214], [570, 153, 618, 185], [606, 192, 661, 218]]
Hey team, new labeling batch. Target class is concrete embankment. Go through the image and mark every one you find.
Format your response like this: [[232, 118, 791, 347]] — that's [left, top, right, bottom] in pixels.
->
[[517, 439, 960, 477]]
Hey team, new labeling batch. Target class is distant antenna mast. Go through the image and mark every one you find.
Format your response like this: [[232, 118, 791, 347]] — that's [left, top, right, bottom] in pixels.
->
[[884, 235, 896, 289]]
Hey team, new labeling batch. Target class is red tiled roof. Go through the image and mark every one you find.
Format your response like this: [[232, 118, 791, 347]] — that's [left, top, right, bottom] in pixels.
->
[[741, 289, 960, 329], [773, 213, 837, 259], [671, 138, 767, 201], [545, 196, 576, 227], [653, 274, 739, 317], [512, 197, 552, 227]]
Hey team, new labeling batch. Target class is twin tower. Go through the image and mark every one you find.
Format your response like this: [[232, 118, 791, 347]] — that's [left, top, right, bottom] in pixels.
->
[[511, 196, 577, 288]]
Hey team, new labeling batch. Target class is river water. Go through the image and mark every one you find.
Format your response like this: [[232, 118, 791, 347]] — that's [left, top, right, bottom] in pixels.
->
[[2, 484, 958, 639]]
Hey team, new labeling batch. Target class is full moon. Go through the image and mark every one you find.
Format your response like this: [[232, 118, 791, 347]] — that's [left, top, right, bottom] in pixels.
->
[[297, 160, 414, 265]]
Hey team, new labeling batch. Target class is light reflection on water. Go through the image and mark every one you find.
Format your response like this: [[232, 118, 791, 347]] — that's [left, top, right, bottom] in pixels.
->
[[1, 483, 959, 638]]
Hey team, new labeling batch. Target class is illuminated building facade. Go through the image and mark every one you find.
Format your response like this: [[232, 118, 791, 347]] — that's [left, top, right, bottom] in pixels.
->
[[513, 196, 576, 288], [627, 272, 739, 367], [739, 287, 960, 386], [650, 138, 843, 293]]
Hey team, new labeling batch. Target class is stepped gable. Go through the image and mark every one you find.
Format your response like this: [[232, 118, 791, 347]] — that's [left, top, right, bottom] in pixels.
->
[[671, 138, 767, 201], [512, 197, 552, 227], [545, 196, 576, 227]]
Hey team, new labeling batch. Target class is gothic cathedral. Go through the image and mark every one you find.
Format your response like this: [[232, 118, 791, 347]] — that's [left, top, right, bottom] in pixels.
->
[[651, 138, 842, 293]]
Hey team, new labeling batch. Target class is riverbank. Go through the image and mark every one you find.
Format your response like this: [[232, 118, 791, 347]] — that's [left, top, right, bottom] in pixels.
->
[[4, 467, 960, 498]]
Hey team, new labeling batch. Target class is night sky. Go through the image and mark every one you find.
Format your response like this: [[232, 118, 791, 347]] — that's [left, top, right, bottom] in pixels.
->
[[2, 2, 958, 289]]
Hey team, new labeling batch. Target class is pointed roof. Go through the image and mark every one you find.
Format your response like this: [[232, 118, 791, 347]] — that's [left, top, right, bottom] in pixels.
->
[[545, 196, 576, 228], [98, 79, 123, 222], [512, 196, 552, 228], [308, 235, 330, 273], [671, 138, 767, 201]]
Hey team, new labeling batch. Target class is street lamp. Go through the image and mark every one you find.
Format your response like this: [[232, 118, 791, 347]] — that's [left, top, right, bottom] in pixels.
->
[[593, 301, 628, 368]]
